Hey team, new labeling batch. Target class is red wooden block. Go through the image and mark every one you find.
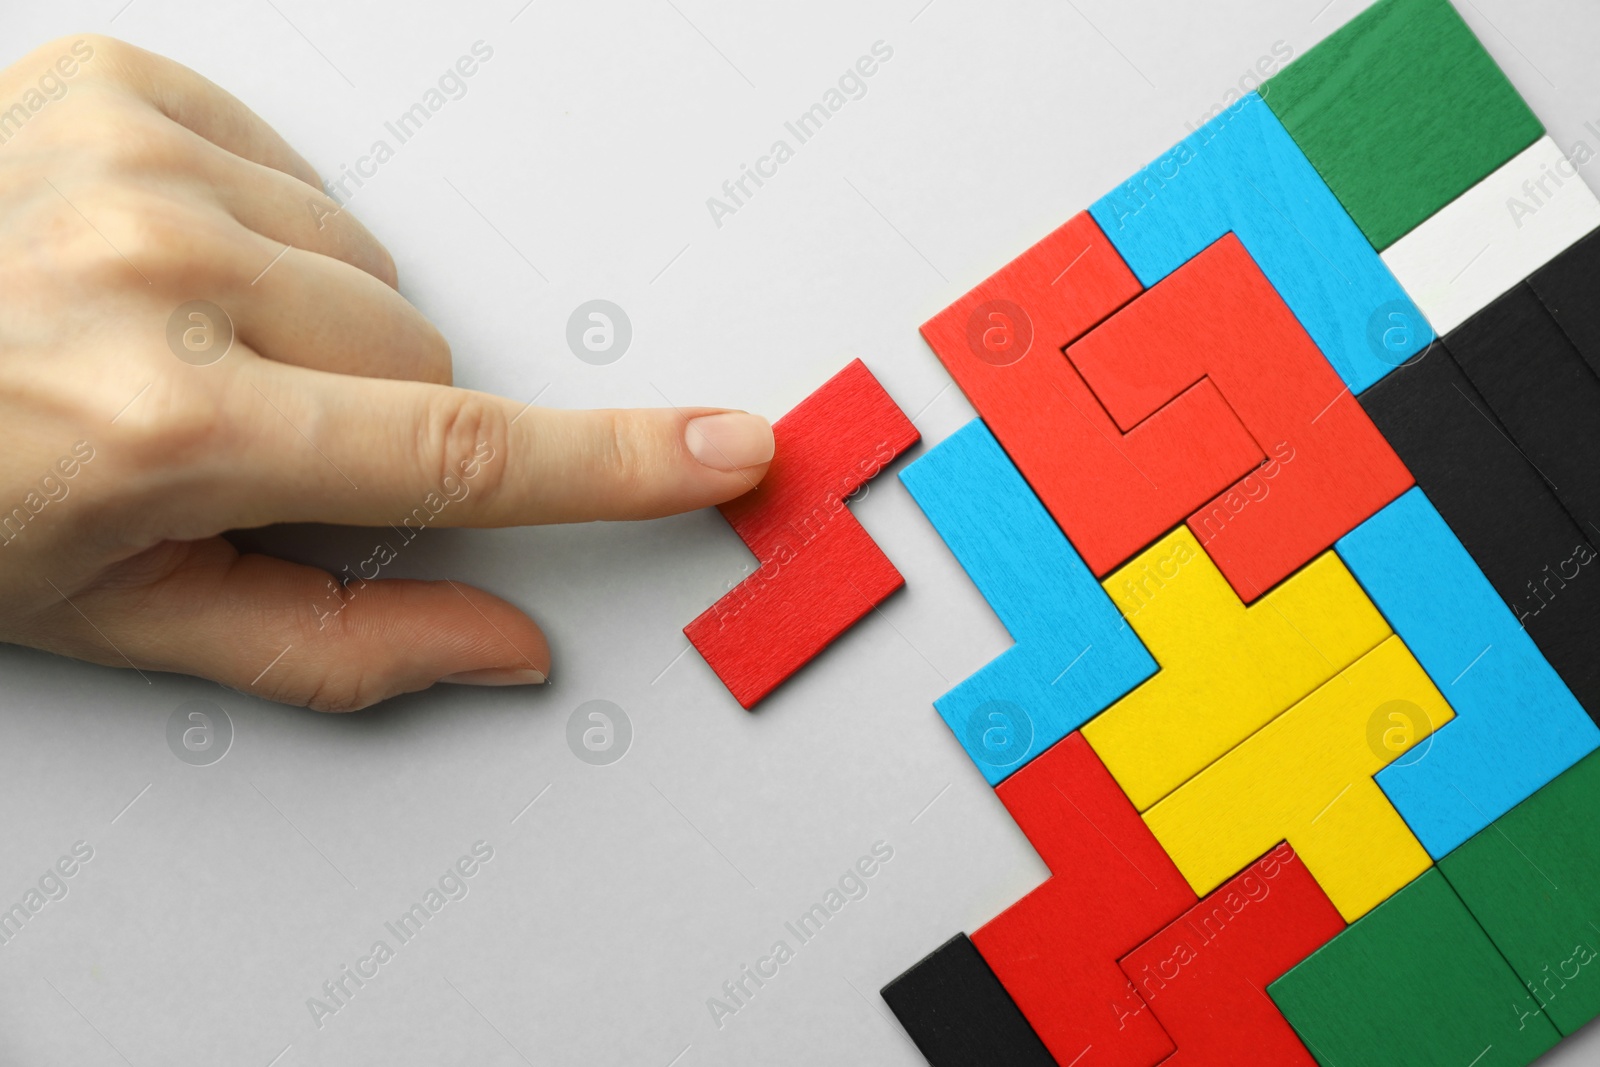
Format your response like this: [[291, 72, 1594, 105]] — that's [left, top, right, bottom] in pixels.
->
[[972, 733, 1196, 1067], [1118, 843, 1346, 1067], [1066, 234, 1413, 600], [919, 212, 1264, 576], [683, 360, 919, 708]]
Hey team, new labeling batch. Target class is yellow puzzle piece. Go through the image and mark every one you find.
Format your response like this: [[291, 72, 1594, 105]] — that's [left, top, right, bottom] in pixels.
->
[[1083, 528, 1390, 811], [1143, 634, 1453, 921]]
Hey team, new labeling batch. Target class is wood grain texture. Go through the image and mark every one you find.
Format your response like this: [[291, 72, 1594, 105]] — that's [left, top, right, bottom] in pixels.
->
[[1337, 488, 1599, 858], [1381, 137, 1600, 335], [1118, 843, 1345, 1067], [1068, 235, 1413, 601], [1357, 344, 1600, 721], [880, 933, 1058, 1067], [1143, 636, 1449, 922], [1529, 224, 1600, 380], [1085, 528, 1390, 812], [1261, 0, 1543, 252], [1268, 869, 1560, 1067], [1089, 92, 1431, 395], [918, 212, 1262, 577], [972, 733, 1194, 1067], [683, 359, 919, 708], [1449, 252, 1600, 535], [899, 420, 1156, 785], [1439, 749, 1600, 1036]]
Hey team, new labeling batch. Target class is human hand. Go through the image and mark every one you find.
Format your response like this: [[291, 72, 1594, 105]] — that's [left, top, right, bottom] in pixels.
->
[[0, 35, 773, 711]]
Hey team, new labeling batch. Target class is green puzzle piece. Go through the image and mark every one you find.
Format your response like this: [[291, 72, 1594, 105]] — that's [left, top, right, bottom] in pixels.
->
[[1441, 749, 1600, 1035], [1262, 0, 1543, 251], [1268, 868, 1559, 1066]]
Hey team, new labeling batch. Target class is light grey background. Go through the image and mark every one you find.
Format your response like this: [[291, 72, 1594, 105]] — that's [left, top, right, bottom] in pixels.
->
[[1, 1, 1598, 1063]]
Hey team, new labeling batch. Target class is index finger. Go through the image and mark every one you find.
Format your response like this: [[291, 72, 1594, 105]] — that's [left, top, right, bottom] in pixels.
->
[[172, 354, 775, 532]]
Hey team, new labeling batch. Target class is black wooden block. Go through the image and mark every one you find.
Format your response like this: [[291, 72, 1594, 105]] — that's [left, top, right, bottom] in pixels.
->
[[1529, 225, 1600, 381], [1359, 342, 1600, 722], [880, 933, 1055, 1067], [1449, 282, 1600, 536]]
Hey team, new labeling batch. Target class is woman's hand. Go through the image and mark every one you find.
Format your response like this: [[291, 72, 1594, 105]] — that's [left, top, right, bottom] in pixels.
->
[[0, 35, 773, 710]]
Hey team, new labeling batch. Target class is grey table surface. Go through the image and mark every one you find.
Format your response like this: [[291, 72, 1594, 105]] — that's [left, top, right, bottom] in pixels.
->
[[1, 0, 1597, 1063]]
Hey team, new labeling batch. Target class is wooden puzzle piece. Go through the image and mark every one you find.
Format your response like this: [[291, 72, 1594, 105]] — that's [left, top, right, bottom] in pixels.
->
[[1117, 843, 1346, 1067], [1336, 488, 1599, 857], [684, 360, 919, 708], [1143, 635, 1449, 922], [1268, 869, 1560, 1067], [1529, 224, 1600, 380], [1088, 92, 1431, 395], [1439, 749, 1600, 1036], [1357, 344, 1600, 721], [1260, 0, 1544, 252], [971, 733, 1194, 1067], [880, 933, 1057, 1067], [1380, 138, 1600, 335], [1067, 235, 1414, 601], [1084, 528, 1390, 811], [899, 420, 1156, 785], [919, 212, 1264, 577], [1449, 266, 1600, 535]]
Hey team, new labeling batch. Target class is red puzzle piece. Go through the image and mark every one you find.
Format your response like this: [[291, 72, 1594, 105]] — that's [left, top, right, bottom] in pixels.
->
[[919, 212, 1264, 576], [972, 733, 1196, 1067], [1066, 234, 1413, 600], [1119, 843, 1346, 1067], [683, 360, 919, 708]]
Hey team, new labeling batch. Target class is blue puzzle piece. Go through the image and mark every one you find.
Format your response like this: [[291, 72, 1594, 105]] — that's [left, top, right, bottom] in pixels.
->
[[1089, 93, 1431, 395], [900, 419, 1156, 785], [1337, 487, 1599, 857]]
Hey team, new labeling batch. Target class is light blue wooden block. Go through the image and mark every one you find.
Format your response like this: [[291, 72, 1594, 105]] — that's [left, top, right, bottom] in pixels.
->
[[899, 419, 1156, 785], [1336, 487, 1599, 857], [1089, 92, 1431, 395]]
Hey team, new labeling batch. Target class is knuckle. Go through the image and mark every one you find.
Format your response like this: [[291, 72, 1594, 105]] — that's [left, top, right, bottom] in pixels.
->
[[298, 670, 383, 713], [418, 393, 508, 503], [58, 187, 243, 294], [598, 409, 653, 495], [110, 375, 228, 470], [68, 35, 131, 77]]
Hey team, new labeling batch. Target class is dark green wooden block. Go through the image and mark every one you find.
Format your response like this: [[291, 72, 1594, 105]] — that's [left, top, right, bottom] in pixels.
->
[[1441, 750, 1600, 1036], [1262, 0, 1542, 251], [1268, 869, 1559, 1066]]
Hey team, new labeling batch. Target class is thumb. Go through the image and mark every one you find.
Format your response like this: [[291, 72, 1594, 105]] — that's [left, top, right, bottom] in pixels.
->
[[34, 539, 550, 711]]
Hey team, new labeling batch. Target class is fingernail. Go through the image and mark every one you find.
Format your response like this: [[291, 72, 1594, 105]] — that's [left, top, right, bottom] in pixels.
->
[[686, 411, 774, 472], [439, 667, 547, 686]]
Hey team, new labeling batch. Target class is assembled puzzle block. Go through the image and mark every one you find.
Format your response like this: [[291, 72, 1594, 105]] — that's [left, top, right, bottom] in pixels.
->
[[684, 359, 919, 708], [900, 420, 1156, 784], [1337, 488, 1599, 857], [1260, 0, 1544, 252], [1268, 869, 1560, 1067], [881, 932, 1057, 1067], [1448, 260, 1600, 534], [1117, 843, 1345, 1067], [972, 734, 1195, 1067], [1143, 635, 1450, 922], [920, 212, 1265, 578], [1088, 92, 1430, 394], [1439, 749, 1600, 1036], [1067, 235, 1414, 601], [1529, 224, 1600, 380], [1084, 527, 1390, 811], [1380, 138, 1600, 335], [1358, 344, 1600, 721]]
